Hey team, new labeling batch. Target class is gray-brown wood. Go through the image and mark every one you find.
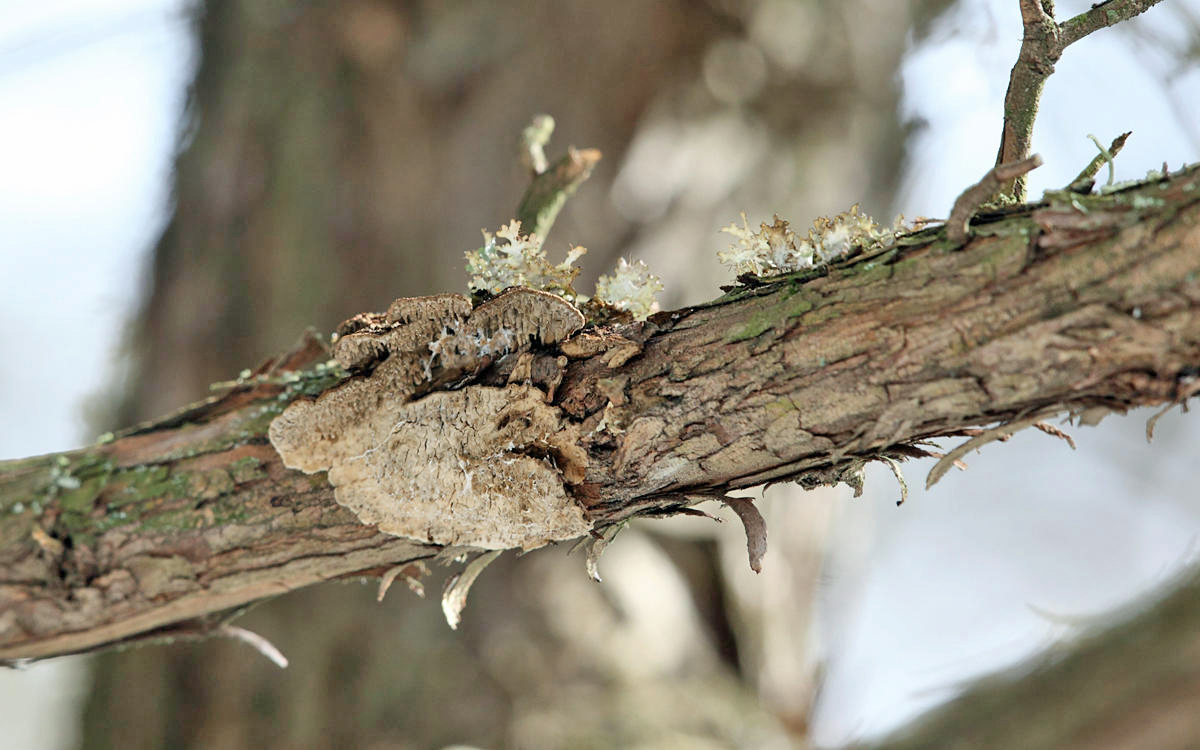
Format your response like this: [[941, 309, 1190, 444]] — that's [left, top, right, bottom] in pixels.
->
[[2, 166, 1198, 662]]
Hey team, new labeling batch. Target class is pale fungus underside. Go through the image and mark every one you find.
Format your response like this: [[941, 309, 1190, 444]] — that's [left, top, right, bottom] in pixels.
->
[[269, 288, 591, 550]]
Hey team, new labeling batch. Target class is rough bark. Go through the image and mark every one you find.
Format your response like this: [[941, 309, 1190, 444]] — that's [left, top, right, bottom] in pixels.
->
[[3, 166, 1199, 661]]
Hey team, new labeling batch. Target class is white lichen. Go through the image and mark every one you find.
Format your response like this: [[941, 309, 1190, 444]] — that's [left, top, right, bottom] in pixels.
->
[[593, 258, 663, 320], [718, 214, 813, 275], [465, 221, 584, 298], [719, 205, 899, 277], [466, 221, 665, 321]]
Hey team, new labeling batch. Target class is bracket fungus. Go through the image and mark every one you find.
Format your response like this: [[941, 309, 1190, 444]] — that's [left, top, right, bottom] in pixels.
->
[[269, 288, 590, 550]]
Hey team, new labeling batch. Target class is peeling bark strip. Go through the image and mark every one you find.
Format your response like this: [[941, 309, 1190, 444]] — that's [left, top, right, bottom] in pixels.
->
[[2, 168, 1199, 661]]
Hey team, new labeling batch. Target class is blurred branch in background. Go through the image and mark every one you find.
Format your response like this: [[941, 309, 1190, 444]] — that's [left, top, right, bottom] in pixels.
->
[[873, 562, 1200, 750]]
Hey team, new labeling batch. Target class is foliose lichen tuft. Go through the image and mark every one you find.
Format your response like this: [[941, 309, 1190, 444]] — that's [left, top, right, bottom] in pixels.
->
[[465, 221, 585, 299], [593, 258, 664, 321], [719, 205, 905, 277]]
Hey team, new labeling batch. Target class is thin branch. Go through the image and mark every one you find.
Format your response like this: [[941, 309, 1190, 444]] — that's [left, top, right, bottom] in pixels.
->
[[1060, 0, 1165, 47], [516, 144, 601, 242], [993, 1, 1058, 201], [946, 154, 1043, 244], [993, 0, 1165, 201]]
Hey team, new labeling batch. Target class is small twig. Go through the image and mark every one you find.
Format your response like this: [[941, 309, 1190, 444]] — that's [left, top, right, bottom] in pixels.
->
[[217, 625, 289, 669], [516, 145, 602, 242], [993, 0, 1164, 201], [1088, 134, 1117, 187], [1068, 132, 1131, 192], [1059, 0, 1165, 47], [947, 155, 1044, 244]]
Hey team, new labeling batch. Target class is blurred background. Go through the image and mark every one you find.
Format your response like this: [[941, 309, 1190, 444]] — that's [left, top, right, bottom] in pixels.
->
[[1, 0, 1199, 748]]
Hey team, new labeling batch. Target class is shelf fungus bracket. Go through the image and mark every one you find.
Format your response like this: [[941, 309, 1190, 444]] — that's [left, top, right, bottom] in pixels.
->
[[269, 288, 590, 551]]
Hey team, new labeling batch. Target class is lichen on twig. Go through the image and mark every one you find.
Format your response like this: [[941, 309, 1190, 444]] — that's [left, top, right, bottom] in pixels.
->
[[466, 116, 663, 321], [717, 206, 903, 277], [519, 113, 555, 176], [1068, 132, 1131, 192]]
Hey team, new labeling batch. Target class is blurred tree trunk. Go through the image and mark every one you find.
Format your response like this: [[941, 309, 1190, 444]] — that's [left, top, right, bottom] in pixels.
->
[[78, 1, 951, 747]]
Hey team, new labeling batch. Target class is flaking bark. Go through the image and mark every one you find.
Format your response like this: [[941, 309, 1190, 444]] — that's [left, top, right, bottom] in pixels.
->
[[2, 166, 1199, 661]]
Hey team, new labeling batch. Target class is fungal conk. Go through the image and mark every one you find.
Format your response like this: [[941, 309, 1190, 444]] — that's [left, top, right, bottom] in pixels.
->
[[269, 288, 590, 550]]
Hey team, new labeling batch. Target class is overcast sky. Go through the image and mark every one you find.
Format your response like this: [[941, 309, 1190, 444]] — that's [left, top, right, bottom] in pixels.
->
[[0, 2, 193, 748]]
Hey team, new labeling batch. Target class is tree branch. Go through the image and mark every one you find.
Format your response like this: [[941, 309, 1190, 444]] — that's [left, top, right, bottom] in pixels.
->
[[947, 154, 1044, 244], [994, 0, 1165, 201], [2, 166, 1199, 662], [1068, 131, 1131, 192], [1060, 0, 1165, 48]]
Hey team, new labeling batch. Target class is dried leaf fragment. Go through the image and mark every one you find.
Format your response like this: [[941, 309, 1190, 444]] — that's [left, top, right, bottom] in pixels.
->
[[877, 456, 909, 506], [217, 625, 289, 669], [926, 412, 1058, 489], [377, 561, 429, 601], [583, 524, 623, 583], [720, 495, 767, 573], [1033, 421, 1077, 450], [442, 550, 502, 630]]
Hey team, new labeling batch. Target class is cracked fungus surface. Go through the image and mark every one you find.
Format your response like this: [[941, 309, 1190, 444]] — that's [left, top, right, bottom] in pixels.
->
[[270, 289, 590, 549], [271, 380, 590, 550]]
